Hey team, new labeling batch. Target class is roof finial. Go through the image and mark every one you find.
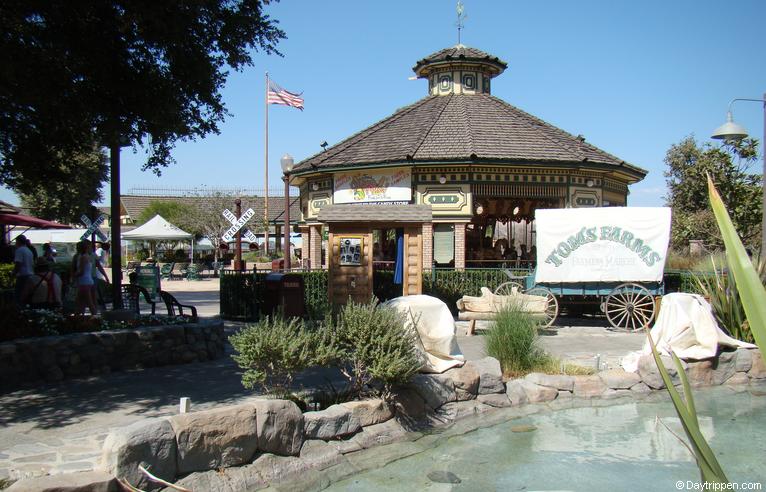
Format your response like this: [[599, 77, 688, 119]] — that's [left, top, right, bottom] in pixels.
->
[[456, 1, 467, 45]]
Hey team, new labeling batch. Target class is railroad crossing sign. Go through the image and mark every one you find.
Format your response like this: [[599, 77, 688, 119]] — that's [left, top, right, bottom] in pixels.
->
[[80, 214, 108, 241], [222, 208, 257, 243]]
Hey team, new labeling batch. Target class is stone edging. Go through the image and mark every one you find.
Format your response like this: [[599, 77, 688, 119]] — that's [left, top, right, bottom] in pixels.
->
[[0, 321, 226, 391], [7, 347, 764, 491]]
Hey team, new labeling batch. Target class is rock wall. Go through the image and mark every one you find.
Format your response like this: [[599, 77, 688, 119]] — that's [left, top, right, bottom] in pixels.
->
[[0, 322, 226, 391], [7, 347, 765, 491]]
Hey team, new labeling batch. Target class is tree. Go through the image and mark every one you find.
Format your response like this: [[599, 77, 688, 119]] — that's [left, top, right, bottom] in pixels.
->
[[0, 1, 285, 194], [136, 200, 190, 226], [182, 192, 266, 262], [19, 146, 108, 223], [664, 135, 761, 250]]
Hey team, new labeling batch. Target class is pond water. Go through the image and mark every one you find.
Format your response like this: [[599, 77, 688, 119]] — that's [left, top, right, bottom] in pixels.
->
[[327, 386, 766, 491]]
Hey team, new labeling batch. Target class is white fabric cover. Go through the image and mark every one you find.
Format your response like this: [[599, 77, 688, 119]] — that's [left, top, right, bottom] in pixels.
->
[[122, 215, 193, 240], [457, 286, 548, 314], [535, 207, 671, 283], [622, 293, 756, 372], [384, 295, 465, 373]]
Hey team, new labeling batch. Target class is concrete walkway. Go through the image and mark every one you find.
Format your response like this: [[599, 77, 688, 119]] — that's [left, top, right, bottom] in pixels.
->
[[0, 280, 645, 483]]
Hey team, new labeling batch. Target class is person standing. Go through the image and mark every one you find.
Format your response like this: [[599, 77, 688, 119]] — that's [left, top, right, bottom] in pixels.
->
[[13, 235, 34, 306], [43, 243, 56, 264], [75, 240, 99, 315], [94, 242, 110, 280]]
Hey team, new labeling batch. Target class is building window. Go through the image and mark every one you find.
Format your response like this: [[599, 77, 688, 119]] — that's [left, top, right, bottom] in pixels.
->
[[462, 73, 476, 90], [439, 74, 453, 93]]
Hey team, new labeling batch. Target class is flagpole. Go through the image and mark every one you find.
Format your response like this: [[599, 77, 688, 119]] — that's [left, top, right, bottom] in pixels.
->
[[264, 71, 270, 255]]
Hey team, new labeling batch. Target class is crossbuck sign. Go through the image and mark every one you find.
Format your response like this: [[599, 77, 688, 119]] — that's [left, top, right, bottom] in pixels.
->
[[222, 208, 257, 243], [80, 214, 108, 242]]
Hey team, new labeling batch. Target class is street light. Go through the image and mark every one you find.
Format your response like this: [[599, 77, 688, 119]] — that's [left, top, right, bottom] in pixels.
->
[[280, 153, 294, 271], [711, 94, 766, 254]]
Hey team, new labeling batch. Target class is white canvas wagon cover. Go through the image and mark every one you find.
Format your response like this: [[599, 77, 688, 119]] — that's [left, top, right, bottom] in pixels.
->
[[535, 207, 671, 283]]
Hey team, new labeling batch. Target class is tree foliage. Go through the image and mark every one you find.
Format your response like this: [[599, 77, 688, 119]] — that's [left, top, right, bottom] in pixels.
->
[[664, 136, 761, 250], [181, 192, 266, 261], [19, 146, 108, 223], [0, 1, 285, 198], [136, 200, 190, 227]]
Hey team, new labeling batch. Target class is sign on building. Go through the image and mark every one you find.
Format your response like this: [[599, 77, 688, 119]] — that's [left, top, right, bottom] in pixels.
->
[[333, 167, 411, 204]]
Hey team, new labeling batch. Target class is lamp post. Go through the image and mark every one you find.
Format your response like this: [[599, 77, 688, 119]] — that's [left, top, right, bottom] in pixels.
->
[[711, 94, 766, 254], [109, 139, 130, 309], [280, 154, 294, 271]]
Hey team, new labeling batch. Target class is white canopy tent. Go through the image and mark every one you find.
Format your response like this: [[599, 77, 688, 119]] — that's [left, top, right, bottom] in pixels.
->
[[122, 215, 194, 259]]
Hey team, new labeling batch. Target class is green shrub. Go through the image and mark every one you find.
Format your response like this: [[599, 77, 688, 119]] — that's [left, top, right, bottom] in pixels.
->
[[0, 263, 13, 289], [692, 255, 765, 344], [229, 316, 338, 396], [331, 298, 422, 397], [485, 305, 550, 376]]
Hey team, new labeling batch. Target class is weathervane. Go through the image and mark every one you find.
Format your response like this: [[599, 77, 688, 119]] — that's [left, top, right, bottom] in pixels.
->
[[456, 1, 467, 45]]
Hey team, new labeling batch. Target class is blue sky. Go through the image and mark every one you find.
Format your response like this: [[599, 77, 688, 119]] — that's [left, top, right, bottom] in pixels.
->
[[2, 0, 765, 207]]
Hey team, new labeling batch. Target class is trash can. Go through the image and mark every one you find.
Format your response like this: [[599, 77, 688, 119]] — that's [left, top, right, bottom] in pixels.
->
[[262, 273, 306, 318]]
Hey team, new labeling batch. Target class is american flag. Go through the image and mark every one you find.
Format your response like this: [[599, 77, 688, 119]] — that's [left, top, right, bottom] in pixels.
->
[[267, 79, 304, 110]]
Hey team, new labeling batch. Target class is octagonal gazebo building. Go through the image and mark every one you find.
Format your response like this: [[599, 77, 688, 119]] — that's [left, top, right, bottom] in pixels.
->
[[290, 44, 646, 282]]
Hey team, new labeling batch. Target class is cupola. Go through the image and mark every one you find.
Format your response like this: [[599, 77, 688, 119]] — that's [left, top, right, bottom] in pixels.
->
[[412, 44, 507, 96]]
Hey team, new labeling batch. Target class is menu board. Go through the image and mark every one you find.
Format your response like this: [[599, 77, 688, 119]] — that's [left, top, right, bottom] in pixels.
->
[[338, 237, 363, 266]]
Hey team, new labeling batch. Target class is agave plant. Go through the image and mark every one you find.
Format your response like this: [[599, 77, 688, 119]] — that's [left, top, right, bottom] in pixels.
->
[[692, 255, 766, 344], [651, 175, 766, 485]]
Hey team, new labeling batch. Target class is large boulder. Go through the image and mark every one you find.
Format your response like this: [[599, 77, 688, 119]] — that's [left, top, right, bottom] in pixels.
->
[[304, 405, 361, 440], [711, 350, 738, 385], [525, 373, 574, 391], [340, 399, 393, 427], [466, 357, 504, 394], [409, 373, 456, 409], [169, 404, 258, 474], [100, 418, 177, 491], [505, 380, 529, 406], [477, 393, 511, 408], [598, 369, 641, 390], [750, 350, 766, 379], [299, 439, 345, 471], [350, 418, 410, 449], [518, 379, 558, 403], [443, 364, 480, 400], [735, 348, 753, 372], [573, 375, 607, 398], [636, 354, 687, 389], [6, 471, 118, 492], [391, 388, 428, 422], [253, 399, 304, 456], [686, 360, 714, 387]]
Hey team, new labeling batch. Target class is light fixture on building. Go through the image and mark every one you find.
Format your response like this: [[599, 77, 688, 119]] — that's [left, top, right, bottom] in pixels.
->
[[586, 179, 595, 188], [438, 175, 447, 184], [320, 141, 328, 151], [311, 182, 319, 191], [475, 202, 485, 215]]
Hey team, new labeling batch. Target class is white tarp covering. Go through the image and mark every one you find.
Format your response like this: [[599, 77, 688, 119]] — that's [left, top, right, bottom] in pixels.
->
[[622, 293, 756, 372], [535, 207, 671, 283], [122, 215, 192, 241], [384, 295, 465, 373]]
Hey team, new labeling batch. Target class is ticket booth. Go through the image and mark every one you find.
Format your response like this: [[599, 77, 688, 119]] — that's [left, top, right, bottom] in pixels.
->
[[317, 204, 432, 308]]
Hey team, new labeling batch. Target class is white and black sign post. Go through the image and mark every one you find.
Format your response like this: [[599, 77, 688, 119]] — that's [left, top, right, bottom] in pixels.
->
[[80, 214, 108, 243], [222, 201, 256, 271]]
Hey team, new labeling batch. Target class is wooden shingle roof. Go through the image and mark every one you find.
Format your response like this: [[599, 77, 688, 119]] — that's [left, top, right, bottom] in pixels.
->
[[413, 45, 507, 76], [293, 94, 646, 180]]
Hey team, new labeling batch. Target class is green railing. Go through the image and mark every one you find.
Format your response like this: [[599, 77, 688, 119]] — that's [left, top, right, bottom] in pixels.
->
[[220, 270, 260, 321], [220, 267, 716, 321]]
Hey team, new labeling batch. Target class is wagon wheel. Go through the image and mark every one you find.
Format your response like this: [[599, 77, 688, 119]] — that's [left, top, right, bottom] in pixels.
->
[[522, 287, 559, 328], [494, 281, 524, 297], [605, 283, 656, 332]]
